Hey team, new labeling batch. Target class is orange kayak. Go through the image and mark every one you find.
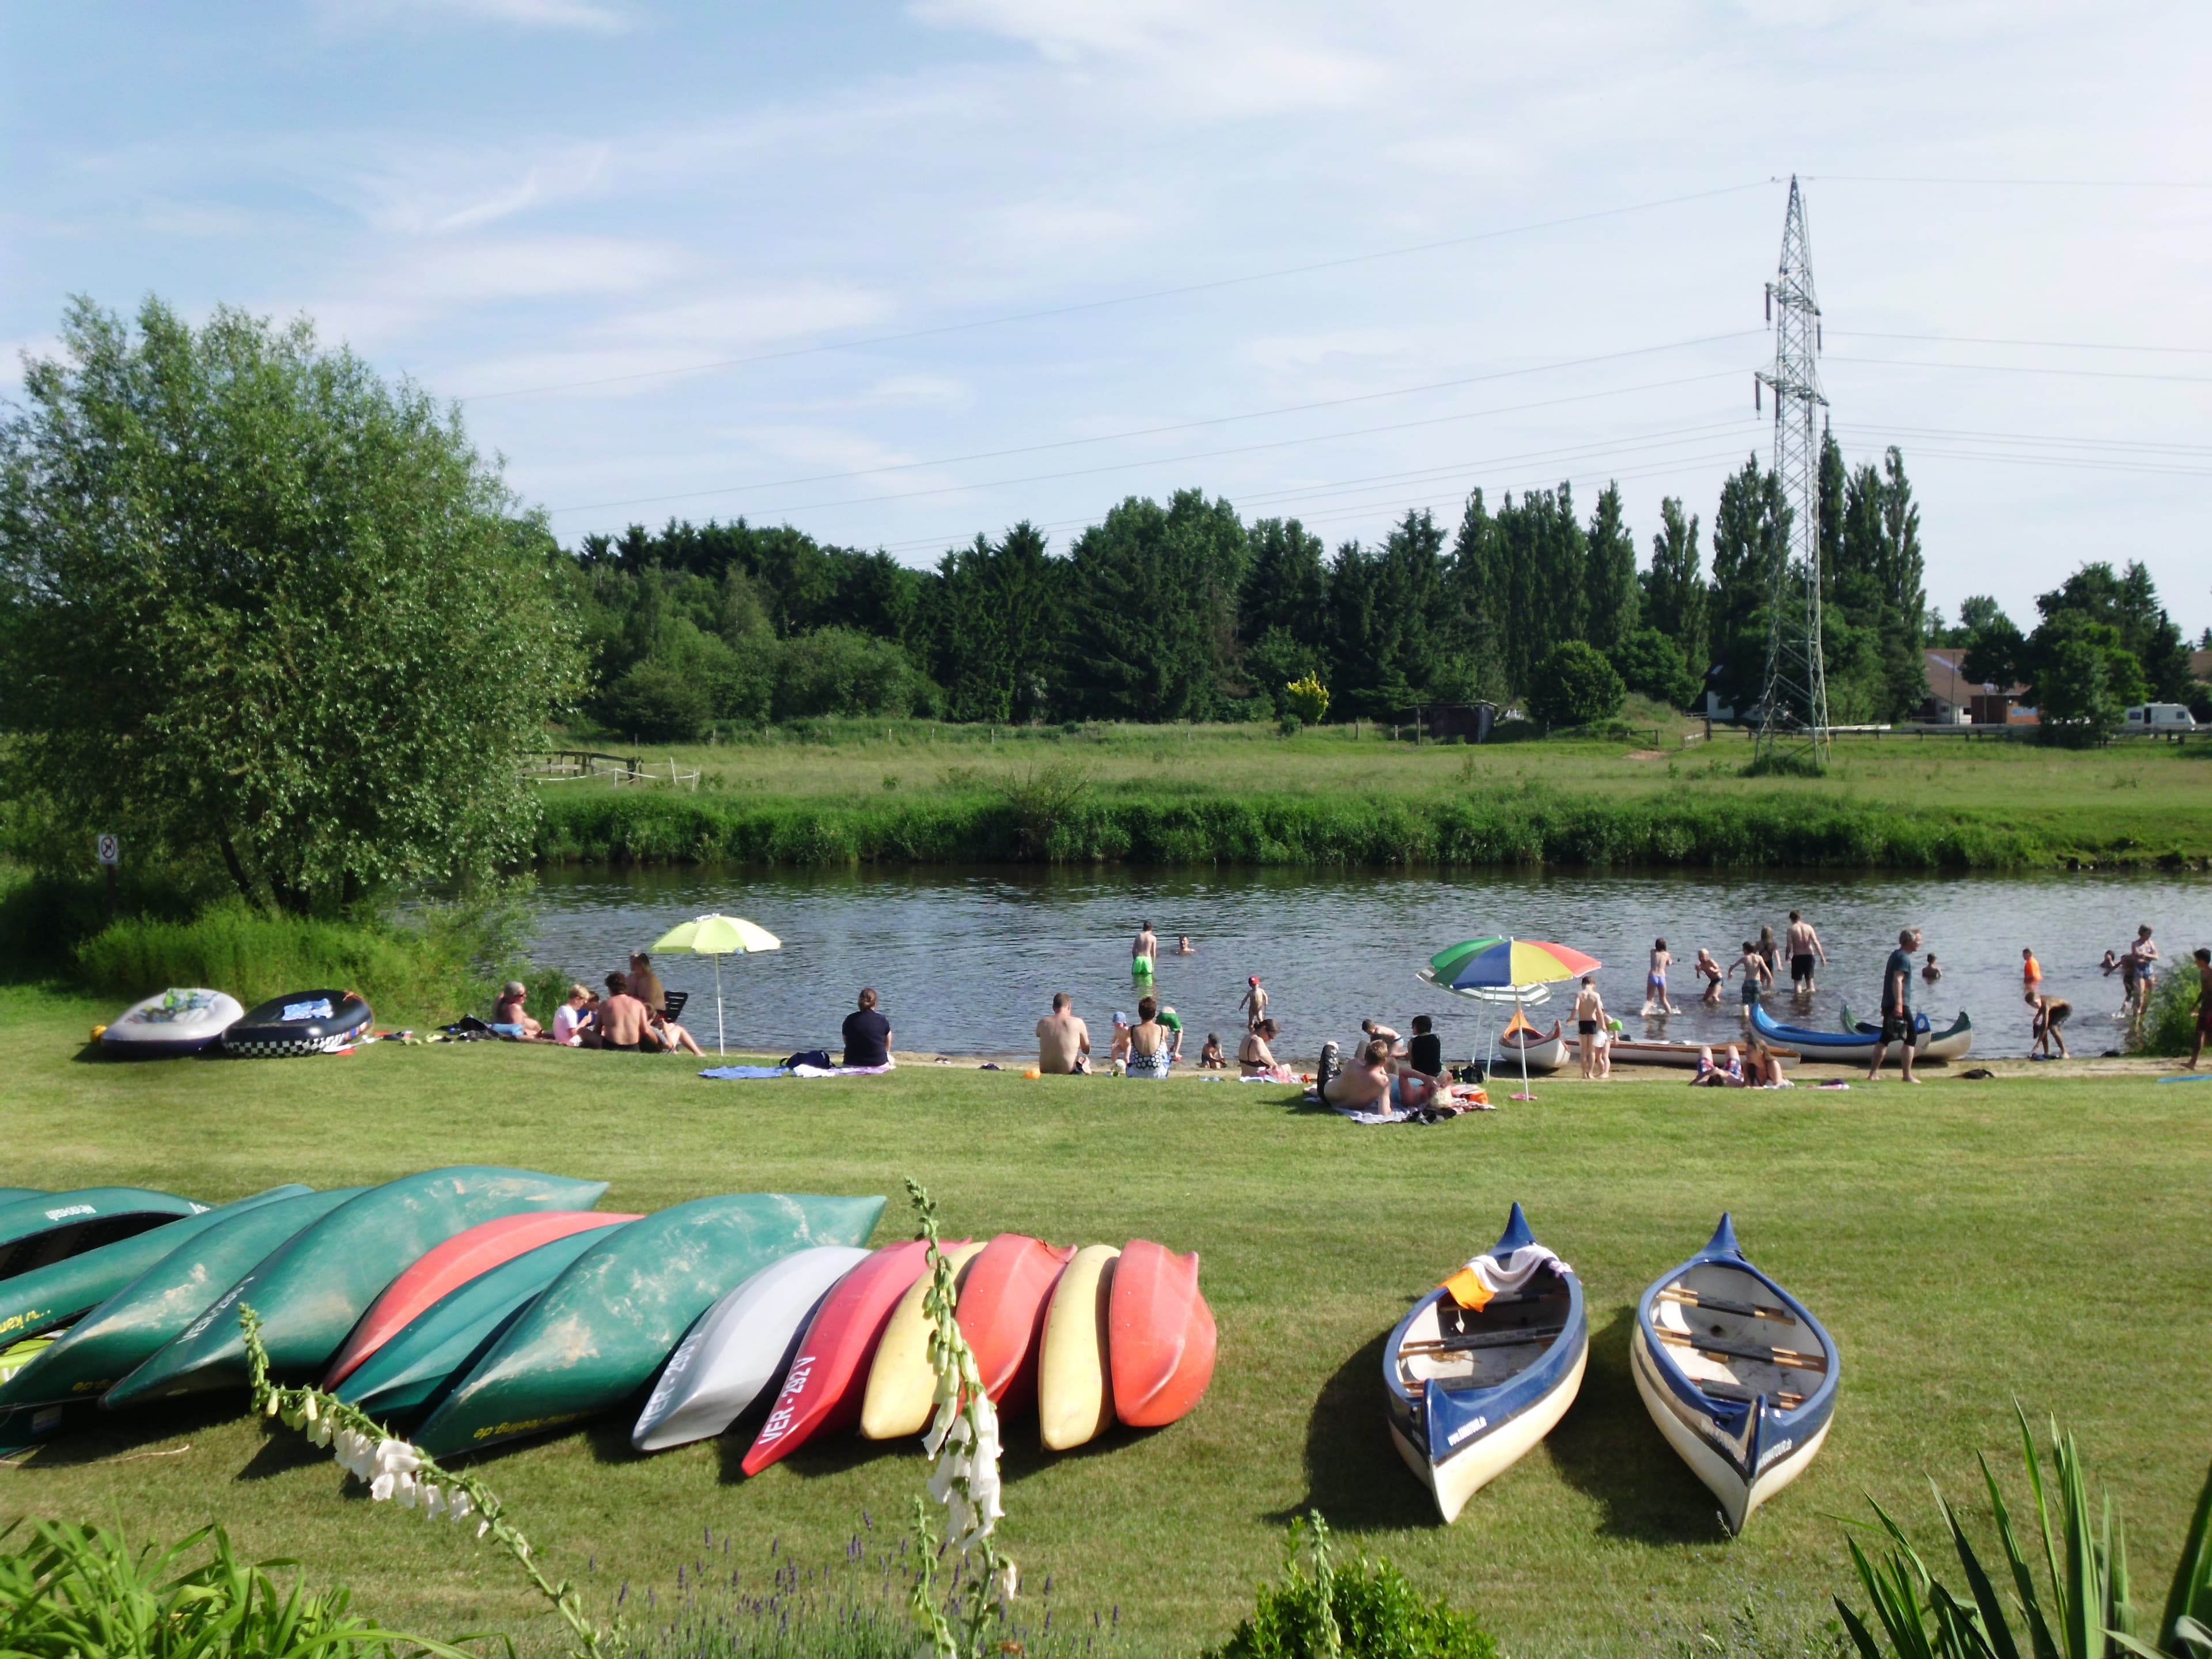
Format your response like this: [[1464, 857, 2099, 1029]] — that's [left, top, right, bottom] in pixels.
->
[[1109, 1239, 1215, 1428], [956, 1234, 1075, 1418], [323, 1210, 635, 1388], [741, 1238, 930, 1475]]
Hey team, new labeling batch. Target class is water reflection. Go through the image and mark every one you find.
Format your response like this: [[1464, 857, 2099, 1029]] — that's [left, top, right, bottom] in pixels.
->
[[524, 866, 2211, 1064]]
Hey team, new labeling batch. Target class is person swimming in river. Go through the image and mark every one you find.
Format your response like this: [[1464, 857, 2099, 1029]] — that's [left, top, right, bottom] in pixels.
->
[[1174, 934, 1195, 955], [1131, 920, 1158, 984]]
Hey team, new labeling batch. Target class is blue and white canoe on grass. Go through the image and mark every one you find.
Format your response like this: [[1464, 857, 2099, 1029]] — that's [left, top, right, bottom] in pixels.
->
[[1749, 1003, 1971, 1066], [1383, 1203, 1586, 1523], [1631, 1215, 1838, 1534]]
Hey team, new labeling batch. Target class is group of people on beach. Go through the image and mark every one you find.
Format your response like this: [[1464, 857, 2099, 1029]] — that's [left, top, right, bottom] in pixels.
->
[[491, 952, 707, 1055]]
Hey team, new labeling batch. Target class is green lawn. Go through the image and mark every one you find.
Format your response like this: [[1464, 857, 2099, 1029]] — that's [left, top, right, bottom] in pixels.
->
[[5, 983, 2209, 1657], [568, 717, 2212, 860]]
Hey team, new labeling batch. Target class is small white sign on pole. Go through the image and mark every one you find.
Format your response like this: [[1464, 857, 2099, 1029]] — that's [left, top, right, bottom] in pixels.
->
[[96, 833, 120, 867]]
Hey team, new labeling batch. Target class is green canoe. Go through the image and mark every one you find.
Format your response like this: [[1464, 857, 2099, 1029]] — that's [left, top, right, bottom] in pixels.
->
[[0, 1188, 363, 1411], [0, 1190, 48, 1207], [0, 1188, 210, 1281], [106, 1167, 608, 1407], [336, 1224, 634, 1423], [0, 1185, 310, 1348], [414, 1192, 885, 1459]]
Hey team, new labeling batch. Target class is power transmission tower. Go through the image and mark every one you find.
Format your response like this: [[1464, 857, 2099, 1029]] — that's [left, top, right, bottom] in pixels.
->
[[1753, 175, 1831, 767]]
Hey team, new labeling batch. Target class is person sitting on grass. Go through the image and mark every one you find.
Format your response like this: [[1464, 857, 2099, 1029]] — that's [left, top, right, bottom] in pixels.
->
[[1035, 993, 1091, 1075], [842, 987, 893, 1069], [2030, 993, 2073, 1060], [551, 983, 599, 1048], [1405, 1014, 1444, 1088], [1322, 1039, 1395, 1112], [627, 952, 668, 1017], [1111, 1011, 1132, 1073], [1126, 997, 1173, 1079], [1196, 1032, 1227, 1070], [492, 981, 542, 1040], [651, 1007, 705, 1057], [1240, 1017, 1285, 1078], [1742, 1045, 1790, 1088], [597, 972, 655, 1051]]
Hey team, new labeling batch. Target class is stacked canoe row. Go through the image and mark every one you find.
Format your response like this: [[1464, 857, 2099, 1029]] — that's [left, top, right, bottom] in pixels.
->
[[0, 1176, 1214, 1463]]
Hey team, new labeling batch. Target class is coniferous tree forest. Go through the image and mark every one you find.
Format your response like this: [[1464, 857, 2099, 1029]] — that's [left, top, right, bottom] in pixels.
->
[[554, 437, 2199, 739]]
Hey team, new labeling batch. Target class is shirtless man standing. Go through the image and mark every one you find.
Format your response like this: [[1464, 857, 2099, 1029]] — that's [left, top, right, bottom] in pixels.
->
[[597, 972, 654, 1051], [1131, 921, 1158, 987], [1785, 910, 1828, 995]]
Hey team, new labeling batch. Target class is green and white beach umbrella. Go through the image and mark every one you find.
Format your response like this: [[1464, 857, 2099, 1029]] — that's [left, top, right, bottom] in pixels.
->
[[650, 914, 782, 1055]]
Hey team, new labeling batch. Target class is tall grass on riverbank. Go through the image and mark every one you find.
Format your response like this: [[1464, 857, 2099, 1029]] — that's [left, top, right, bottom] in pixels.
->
[[62, 899, 529, 1025], [533, 785, 2066, 870]]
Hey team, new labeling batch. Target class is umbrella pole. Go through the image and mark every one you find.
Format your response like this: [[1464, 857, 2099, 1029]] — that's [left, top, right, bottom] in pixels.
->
[[714, 954, 725, 1056], [1513, 993, 1535, 1101]]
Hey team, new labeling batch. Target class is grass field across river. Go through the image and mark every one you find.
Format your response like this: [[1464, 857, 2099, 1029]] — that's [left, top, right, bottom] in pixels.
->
[[4, 983, 2209, 1657], [536, 718, 2212, 869]]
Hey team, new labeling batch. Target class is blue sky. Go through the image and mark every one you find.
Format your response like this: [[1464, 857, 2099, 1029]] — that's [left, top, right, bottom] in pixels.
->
[[5, 2, 2209, 632]]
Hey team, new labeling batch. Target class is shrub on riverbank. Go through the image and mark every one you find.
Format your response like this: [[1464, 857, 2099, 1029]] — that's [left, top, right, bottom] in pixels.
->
[[71, 902, 503, 1024], [533, 785, 2055, 870]]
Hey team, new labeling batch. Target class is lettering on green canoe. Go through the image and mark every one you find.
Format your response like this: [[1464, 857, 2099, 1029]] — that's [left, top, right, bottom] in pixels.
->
[[73, 1378, 113, 1393], [0, 1308, 51, 1338]]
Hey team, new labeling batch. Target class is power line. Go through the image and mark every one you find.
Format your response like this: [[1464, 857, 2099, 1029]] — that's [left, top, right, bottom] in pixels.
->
[[543, 331, 1760, 515], [1827, 355, 2212, 384], [1831, 329, 2212, 356], [1806, 174, 2212, 188], [457, 180, 1775, 403]]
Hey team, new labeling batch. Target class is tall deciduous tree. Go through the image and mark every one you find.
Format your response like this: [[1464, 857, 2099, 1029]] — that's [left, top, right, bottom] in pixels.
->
[[1639, 496, 1707, 674], [1582, 483, 1639, 653], [0, 297, 584, 913]]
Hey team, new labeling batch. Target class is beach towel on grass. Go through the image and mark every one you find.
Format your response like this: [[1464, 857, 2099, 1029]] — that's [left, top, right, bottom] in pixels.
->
[[699, 1063, 898, 1081]]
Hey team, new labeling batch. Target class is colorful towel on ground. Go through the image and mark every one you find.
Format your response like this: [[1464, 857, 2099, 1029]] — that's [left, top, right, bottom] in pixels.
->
[[700, 1063, 898, 1080], [1441, 1244, 1569, 1310]]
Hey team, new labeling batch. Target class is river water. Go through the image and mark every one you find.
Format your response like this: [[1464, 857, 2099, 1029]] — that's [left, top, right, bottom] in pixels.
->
[[523, 866, 2212, 1063]]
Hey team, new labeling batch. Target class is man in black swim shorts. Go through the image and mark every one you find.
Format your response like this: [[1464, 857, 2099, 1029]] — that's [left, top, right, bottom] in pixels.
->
[[1867, 926, 1922, 1083]]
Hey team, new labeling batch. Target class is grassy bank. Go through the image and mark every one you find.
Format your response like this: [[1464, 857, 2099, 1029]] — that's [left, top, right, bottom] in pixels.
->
[[4, 983, 2207, 1658], [528, 720, 2212, 870]]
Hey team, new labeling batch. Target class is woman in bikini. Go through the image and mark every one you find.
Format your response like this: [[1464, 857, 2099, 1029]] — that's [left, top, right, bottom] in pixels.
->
[[1642, 938, 1677, 1014]]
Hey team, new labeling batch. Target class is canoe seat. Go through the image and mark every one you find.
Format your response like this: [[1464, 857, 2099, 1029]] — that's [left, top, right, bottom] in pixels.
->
[[1702, 1381, 1807, 1410], [1659, 1286, 1798, 1325], [1653, 1325, 1827, 1373], [1401, 1324, 1567, 1358]]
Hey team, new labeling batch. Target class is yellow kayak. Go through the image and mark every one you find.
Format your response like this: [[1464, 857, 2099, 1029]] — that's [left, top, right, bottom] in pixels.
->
[[859, 1238, 984, 1439], [1038, 1244, 1119, 1450]]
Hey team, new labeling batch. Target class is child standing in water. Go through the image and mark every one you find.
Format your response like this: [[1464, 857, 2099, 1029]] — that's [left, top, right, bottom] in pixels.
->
[[1642, 938, 1677, 1014], [1695, 948, 1726, 1003]]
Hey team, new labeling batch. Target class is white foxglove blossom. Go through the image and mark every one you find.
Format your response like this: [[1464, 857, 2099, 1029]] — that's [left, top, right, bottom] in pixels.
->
[[302, 1395, 318, 1422], [394, 1471, 420, 1509], [306, 1414, 333, 1448], [423, 1484, 444, 1519], [373, 1439, 422, 1476], [476, 1520, 490, 1539], [370, 1471, 396, 1502], [447, 1489, 474, 1523], [996, 1561, 1018, 1601]]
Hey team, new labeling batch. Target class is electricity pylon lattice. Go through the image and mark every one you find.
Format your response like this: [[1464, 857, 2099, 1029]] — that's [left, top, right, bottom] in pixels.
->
[[1753, 175, 1831, 767]]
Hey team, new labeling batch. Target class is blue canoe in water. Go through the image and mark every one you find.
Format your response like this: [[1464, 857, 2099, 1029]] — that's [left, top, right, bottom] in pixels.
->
[[1382, 1203, 1586, 1523], [1630, 1214, 1838, 1533]]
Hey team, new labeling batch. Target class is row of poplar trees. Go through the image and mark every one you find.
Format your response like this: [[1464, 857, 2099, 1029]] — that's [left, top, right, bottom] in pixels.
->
[[566, 435, 1931, 733]]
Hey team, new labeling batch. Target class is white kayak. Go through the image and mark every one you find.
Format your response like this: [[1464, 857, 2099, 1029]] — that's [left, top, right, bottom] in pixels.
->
[[631, 1244, 870, 1452], [1499, 1021, 1568, 1074]]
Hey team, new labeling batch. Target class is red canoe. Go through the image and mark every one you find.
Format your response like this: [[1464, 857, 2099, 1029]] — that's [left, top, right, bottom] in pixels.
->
[[742, 1238, 931, 1475], [1109, 1238, 1216, 1428], [956, 1233, 1075, 1419], [323, 1210, 637, 1388]]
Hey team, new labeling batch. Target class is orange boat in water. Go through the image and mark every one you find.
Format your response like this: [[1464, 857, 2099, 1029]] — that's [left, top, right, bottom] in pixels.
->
[[323, 1210, 635, 1388], [742, 1239, 931, 1475], [1109, 1239, 1215, 1428], [955, 1234, 1075, 1417]]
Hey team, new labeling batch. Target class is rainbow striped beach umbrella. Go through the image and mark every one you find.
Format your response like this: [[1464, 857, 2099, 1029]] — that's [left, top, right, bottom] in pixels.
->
[[1425, 937, 1602, 993], [1420, 937, 1603, 1101]]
